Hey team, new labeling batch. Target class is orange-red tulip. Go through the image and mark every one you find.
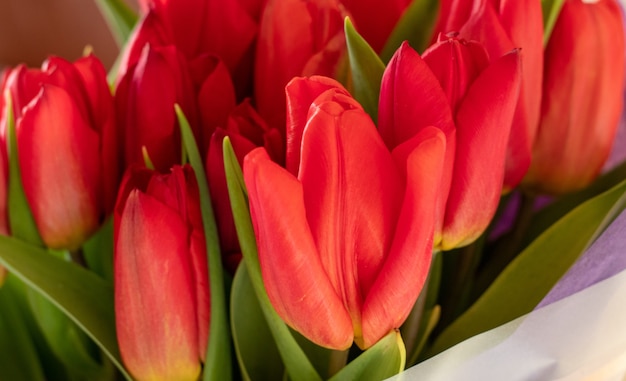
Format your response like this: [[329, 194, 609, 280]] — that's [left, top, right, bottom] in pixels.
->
[[245, 76, 445, 349], [379, 41, 521, 250], [433, 0, 543, 190], [2, 55, 118, 250], [116, 45, 236, 171], [254, 0, 347, 130], [524, 0, 625, 194], [114, 165, 210, 381]]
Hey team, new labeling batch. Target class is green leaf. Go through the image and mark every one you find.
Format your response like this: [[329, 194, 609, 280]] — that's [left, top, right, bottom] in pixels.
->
[[223, 137, 322, 381], [5, 95, 43, 246], [380, 0, 439, 62], [541, 0, 565, 45], [93, 0, 138, 47], [427, 179, 626, 356], [328, 331, 405, 381], [0, 276, 46, 380], [231, 263, 284, 381], [0, 236, 132, 380], [27, 285, 107, 380], [176, 105, 232, 381], [83, 218, 115, 283], [344, 17, 386, 122]]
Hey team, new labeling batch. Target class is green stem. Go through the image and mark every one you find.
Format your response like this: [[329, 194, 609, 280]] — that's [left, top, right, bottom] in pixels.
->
[[473, 192, 536, 300], [438, 236, 485, 330], [327, 349, 350, 377], [401, 251, 441, 360]]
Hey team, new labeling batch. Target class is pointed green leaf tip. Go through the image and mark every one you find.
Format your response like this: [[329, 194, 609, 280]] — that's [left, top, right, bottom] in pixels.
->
[[542, 0, 566, 45], [344, 17, 386, 123], [175, 105, 232, 381], [380, 0, 439, 62], [93, 0, 138, 47]]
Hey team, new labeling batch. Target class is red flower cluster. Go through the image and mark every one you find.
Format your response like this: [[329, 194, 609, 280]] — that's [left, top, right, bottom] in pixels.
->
[[0, 0, 623, 378]]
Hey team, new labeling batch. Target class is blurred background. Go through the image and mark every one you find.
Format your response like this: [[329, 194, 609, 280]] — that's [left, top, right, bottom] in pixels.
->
[[0, 0, 138, 70]]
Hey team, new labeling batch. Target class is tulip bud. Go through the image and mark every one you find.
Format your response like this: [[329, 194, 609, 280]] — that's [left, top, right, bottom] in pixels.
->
[[245, 76, 445, 349], [433, 0, 544, 190], [379, 41, 521, 250], [123, 0, 256, 80], [255, 0, 347, 129], [206, 101, 283, 273], [524, 0, 625, 194], [0, 98, 8, 286], [114, 165, 210, 381], [2, 55, 118, 250]]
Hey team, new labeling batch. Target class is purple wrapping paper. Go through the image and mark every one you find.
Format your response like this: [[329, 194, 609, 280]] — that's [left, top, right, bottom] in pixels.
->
[[537, 208, 626, 308]]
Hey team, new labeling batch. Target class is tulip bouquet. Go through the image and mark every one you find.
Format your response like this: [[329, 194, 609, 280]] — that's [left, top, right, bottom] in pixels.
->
[[1, 0, 626, 380]]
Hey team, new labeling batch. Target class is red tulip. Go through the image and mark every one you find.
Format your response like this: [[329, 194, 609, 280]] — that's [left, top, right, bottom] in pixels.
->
[[524, 0, 625, 194], [245, 76, 445, 349], [340, 0, 412, 53], [116, 44, 236, 171], [114, 165, 210, 381], [254, 0, 347, 130], [379, 41, 521, 250], [433, 0, 543, 190], [206, 100, 283, 273], [1, 55, 118, 250], [128, 0, 256, 76], [0, 96, 6, 285], [0, 71, 9, 238]]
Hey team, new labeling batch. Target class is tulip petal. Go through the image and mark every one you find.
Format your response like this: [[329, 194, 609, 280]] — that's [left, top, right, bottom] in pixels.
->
[[285, 76, 349, 174], [244, 148, 353, 350], [525, 0, 625, 194], [298, 99, 404, 344], [442, 50, 521, 249], [115, 190, 200, 381], [380, 42, 457, 244], [379, 42, 455, 150], [73, 54, 120, 212], [18, 85, 100, 250], [362, 127, 445, 349]]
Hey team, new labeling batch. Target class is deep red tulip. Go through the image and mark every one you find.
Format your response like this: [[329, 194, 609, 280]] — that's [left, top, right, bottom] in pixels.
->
[[0, 71, 9, 238], [129, 0, 256, 76], [379, 41, 521, 250], [524, 0, 625, 194], [255, 0, 347, 130], [433, 0, 543, 190], [0, 94, 6, 285], [1, 55, 118, 250], [340, 0, 412, 52], [206, 100, 283, 273], [245, 76, 445, 349], [116, 44, 236, 172], [114, 165, 210, 381]]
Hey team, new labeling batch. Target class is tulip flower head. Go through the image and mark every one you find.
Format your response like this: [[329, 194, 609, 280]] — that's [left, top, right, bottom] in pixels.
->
[[432, 0, 544, 190], [114, 165, 210, 381], [379, 40, 521, 250], [524, 0, 625, 194], [1, 55, 118, 250], [255, 0, 348, 130], [245, 76, 445, 349]]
